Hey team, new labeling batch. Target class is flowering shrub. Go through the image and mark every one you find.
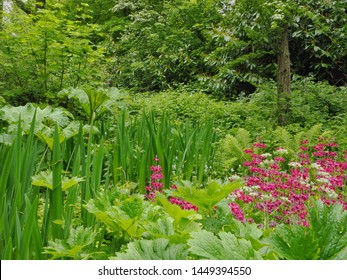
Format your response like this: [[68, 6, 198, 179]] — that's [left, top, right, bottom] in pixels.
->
[[228, 139, 347, 227]]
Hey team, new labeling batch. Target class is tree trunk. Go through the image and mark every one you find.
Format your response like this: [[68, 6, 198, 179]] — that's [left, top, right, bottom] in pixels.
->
[[276, 24, 291, 126], [0, 0, 3, 30]]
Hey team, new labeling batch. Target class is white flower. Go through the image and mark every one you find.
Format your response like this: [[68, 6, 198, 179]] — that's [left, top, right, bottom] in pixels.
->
[[317, 178, 330, 184], [261, 153, 272, 158], [275, 148, 289, 155], [289, 162, 302, 168], [230, 174, 241, 180], [311, 163, 323, 170]]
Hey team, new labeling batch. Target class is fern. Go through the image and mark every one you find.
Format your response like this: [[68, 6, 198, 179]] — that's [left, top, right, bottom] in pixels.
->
[[235, 128, 251, 150], [305, 124, 322, 144], [216, 128, 252, 172], [274, 126, 293, 149]]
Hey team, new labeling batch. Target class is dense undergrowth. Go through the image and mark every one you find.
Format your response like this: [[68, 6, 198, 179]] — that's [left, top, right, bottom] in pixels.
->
[[1, 78, 347, 260]]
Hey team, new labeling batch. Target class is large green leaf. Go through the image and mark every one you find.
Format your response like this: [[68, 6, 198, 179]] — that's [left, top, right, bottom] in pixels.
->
[[32, 170, 84, 191], [268, 200, 347, 260], [188, 230, 263, 260], [0, 104, 73, 134], [267, 224, 320, 260], [166, 180, 241, 213], [309, 200, 347, 260], [84, 191, 161, 238], [113, 238, 188, 260], [43, 226, 99, 260]]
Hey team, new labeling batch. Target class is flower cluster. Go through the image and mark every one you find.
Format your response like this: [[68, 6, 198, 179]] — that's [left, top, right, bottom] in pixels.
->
[[229, 139, 347, 227], [169, 185, 199, 211], [145, 156, 164, 201], [145, 157, 198, 211]]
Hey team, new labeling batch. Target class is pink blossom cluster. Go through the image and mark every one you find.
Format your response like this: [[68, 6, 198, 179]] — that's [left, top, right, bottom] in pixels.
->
[[145, 157, 199, 211], [229, 139, 347, 227], [145, 156, 164, 201], [169, 185, 199, 211]]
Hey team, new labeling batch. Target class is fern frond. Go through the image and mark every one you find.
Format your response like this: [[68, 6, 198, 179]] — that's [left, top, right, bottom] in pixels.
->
[[274, 127, 293, 149]]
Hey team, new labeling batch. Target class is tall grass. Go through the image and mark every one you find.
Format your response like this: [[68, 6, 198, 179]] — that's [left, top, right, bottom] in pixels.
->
[[0, 118, 42, 259], [112, 111, 219, 192]]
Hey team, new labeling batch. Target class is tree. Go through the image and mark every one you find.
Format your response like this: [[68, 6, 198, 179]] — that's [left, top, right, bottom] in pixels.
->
[[206, 0, 346, 125], [0, 2, 107, 104], [108, 0, 222, 92], [0, 0, 3, 29]]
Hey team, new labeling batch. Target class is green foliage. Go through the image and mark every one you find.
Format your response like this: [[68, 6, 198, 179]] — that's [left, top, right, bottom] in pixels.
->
[[112, 111, 218, 190], [205, 0, 346, 97], [43, 226, 100, 260], [0, 120, 43, 259], [268, 200, 347, 260], [109, 0, 221, 92], [0, 103, 73, 134], [250, 78, 347, 129], [0, 3, 107, 104], [188, 230, 263, 260], [154, 194, 201, 241], [113, 238, 188, 260], [31, 170, 84, 191], [84, 190, 161, 238], [215, 128, 252, 174], [128, 90, 272, 134], [166, 180, 241, 214], [58, 86, 128, 124]]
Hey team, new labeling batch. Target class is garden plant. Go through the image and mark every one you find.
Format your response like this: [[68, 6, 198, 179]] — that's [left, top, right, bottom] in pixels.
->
[[0, 0, 346, 260]]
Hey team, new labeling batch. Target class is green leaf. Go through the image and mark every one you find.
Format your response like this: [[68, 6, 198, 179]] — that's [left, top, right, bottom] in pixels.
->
[[188, 230, 263, 260], [32, 170, 84, 191], [44, 226, 98, 260], [166, 180, 241, 212], [268, 201, 347, 260], [113, 239, 188, 260], [309, 201, 347, 260]]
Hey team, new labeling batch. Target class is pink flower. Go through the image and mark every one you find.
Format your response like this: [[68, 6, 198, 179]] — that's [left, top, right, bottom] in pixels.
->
[[253, 142, 267, 148]]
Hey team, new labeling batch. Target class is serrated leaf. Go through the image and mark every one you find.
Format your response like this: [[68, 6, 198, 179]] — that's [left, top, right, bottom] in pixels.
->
[[188, 230, 263, 260], [113, 239, 188, 260], [166, 180, 241, 212]]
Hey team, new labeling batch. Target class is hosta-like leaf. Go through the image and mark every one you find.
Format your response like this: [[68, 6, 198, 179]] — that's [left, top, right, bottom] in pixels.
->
[[188, 230, 263, 260], [113, 239, 188, 260]]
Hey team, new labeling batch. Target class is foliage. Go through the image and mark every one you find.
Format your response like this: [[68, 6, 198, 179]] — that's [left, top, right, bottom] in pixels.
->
[[113, 238, 188, 260], [0, 3, 107, 104], [204, 0, 346, 97], [58, 86, 128, 124], [251, 77, 347, 129], [43, 226, 100, 260], [268, 201, 347, 260], [84, 190, 162, 239], [188, 230, 263, 260], [166, 180, 241, 214], [108, 0, 221, 92]]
